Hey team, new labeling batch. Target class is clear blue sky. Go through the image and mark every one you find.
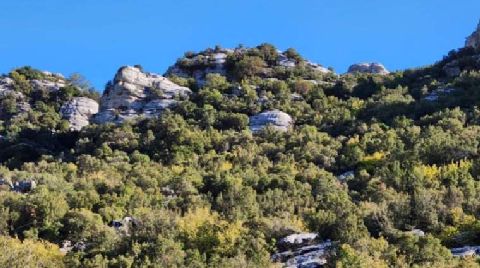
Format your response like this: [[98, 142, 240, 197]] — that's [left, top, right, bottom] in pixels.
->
[[0, 0, 479, 90]]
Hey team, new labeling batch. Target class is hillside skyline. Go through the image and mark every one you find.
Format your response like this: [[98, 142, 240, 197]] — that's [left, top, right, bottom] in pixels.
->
[[1, 0, 479, 90]]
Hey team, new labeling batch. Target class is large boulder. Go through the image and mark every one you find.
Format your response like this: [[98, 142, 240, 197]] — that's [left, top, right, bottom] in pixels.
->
[[347, 62, 389, 75], [94, 66, 191, 124], [60, 97, 99, 130], [249, 110, 293, 132], [466, 20, 480, 49]]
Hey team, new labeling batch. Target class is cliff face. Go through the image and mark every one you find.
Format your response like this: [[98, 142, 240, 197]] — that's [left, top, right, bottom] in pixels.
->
[[60, 97, 99, 130], [94, 66, 192, 124], [466, 21, 480, 49]]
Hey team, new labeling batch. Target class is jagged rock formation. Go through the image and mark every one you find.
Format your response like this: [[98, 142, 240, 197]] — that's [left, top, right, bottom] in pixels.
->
[[94, 66, 191, 124], [347, 62, 389, 75], [249, 110, 293, 132], [60, 97, 99, 130], [466, 21, 480, 49], [272, 233, 332, 268]]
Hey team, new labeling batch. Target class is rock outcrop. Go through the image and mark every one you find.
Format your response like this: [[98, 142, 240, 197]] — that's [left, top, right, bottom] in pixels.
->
[[347, 62, 389, 75], [249, 110, 293, 132], [94, 66, 191, 124], [272, 233, 332, 268], [466, 20, 480, 49], [0, 77, 15, 95], [0, 77, 31, 118], [31, 78, 66, 92], [166, 48, 232, 86], [60, 97, 99, 130]]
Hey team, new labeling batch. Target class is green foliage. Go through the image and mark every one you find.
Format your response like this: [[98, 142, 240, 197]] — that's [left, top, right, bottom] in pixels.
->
[[2, 46, 480, 266]]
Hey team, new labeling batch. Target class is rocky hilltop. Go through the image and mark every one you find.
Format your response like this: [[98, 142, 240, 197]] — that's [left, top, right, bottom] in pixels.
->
[[94, 66, 191, 124], [2, 19, 480, 268], [1, 22, 480, 133]]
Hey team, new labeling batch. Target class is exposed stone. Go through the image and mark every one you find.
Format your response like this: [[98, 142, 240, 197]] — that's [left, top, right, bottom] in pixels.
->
[[60, 97, 99, 130], [249, 110, 293, 132], [348, 62, 390, 75], [94, 66, 191, 124], [337, 171, 354, 181], [0, 77, 14, 95], [166, 49, 231, 87], [291, 93, 303, 101], [424, 88, 456, 102], [272, 233, 332, 268], [280, 233, 318, 246], [408, 229, 425, 237], [306, 61, 332, 74], [31, 79, 66, 92], [466, 20, 480, 49], [278, 54, 296, 68], [451, 246, 480, 258], [272, 242, 331, 268], [42, 71, 64, 79]]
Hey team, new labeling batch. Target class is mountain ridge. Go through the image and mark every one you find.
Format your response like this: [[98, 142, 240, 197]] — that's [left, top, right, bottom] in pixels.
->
[[1, 20, 480, 268]]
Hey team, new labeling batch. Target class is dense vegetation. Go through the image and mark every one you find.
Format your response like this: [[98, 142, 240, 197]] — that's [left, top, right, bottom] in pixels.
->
[[1, 44, 480, 267]]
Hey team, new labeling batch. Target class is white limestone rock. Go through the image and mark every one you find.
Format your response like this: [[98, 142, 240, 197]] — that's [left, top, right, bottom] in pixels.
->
[[60, 97, 99, 130], [31, 79, 66, 92], [249, 110, 293, 132], [281, 233, 318, 246], [306, 61, 332, 74], [0, 77, 15, 96], [95, 66, 191, 124], [278, 54, 297, 68], [337, 171, 354, 181], [348, 62, 390, 75], [272, 233, 332, 268]]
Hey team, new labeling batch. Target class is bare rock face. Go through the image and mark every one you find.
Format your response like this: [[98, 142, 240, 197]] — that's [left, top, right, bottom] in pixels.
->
[[272, 233, 332, 268], [94, 66, 191, 124], [0, 77, 15, 95], [466, 21, 480, 49], [347, 62, 389, 75], [60, 97, 99, 130], [31, 78, 66, 92], [249, 110, 293, 132]]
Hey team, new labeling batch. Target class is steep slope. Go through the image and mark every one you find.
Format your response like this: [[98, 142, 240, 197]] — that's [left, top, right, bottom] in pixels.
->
[[1, 22, 480, 268]]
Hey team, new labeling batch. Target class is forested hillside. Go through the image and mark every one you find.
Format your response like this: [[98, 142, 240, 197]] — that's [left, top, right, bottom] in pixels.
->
[[1, 23, 480, 268]]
